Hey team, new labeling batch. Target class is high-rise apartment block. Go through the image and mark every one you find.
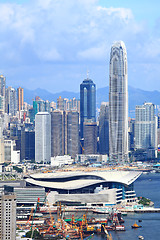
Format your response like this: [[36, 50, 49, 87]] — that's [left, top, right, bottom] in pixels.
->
[[17, 87, 24, 111], [80, 77, 96, 138], [109, 41, 128, 162], [135, 103, 157, 158], [0, 190, 16, 240], [57, 96, 80, 113], [35, 112, 51, 163], [57, 96, 64, 111], [99, 102, 109, 155]]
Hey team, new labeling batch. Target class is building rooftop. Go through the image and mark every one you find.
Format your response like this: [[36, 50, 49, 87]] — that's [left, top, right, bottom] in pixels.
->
[[26, 171, 141, 190]]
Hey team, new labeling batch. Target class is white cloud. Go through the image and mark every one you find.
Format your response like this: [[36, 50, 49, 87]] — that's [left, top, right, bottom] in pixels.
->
[[78, 44, 107, 61], [0, 0, 142, 63], [97, 6, 133, 22], [0, 0, 159, 91], [36, 48, 62, 61]]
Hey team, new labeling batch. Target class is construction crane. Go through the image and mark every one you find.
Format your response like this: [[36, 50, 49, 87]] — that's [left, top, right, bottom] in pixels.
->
[[30, 197, 40, 238], [26, 208, 34, 226], [80, 141, 85, 154], [46, 199, 55, 232]]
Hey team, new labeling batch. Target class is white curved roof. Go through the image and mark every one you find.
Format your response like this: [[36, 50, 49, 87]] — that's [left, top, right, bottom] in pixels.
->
[[25, 171, 141, 190]]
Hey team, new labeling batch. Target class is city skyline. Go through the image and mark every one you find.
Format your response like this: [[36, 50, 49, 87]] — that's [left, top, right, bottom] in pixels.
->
[[0, 0, 159, 93]]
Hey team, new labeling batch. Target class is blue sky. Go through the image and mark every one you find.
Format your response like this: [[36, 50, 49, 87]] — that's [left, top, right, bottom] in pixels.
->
[[0, 0, 160, 93]]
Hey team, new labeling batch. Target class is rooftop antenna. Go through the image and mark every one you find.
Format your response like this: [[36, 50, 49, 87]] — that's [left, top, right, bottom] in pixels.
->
[[87, 70, 89, 79]]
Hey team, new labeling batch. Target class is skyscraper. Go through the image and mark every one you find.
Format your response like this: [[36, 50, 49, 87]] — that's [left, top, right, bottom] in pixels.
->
[[135, 103, 157, 159], [65, 111, 79, 158], [51, 110, 65, 157], [80, 77, 96, 138], [109, 41, 128, 162], [99, 102, 109, 155], [83, 121, 97, 154], [35, 112, 51, 163], [17, 87, 24, 111], [0, 75, 6, 113], [5, 87, 17, 116], [51, 110, 79, 158], [0, 189, 16, 240]]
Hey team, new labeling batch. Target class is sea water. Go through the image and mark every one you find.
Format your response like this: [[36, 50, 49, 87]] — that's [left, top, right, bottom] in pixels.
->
[[92, 173, 160, 240]]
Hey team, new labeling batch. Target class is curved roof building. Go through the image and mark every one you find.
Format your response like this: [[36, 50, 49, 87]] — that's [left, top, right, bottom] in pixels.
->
[[25, 171, 141, 205]]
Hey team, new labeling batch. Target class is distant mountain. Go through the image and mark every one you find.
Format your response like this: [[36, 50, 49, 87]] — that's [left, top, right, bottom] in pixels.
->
[[24, 88, 79, 104], [24, 86, 160, 115], [96, 86, 160, 111]]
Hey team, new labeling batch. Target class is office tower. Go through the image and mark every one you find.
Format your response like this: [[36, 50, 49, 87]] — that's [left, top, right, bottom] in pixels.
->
[[109, 41, 128, 162], [33, 100, 38, 115], [135, 103, 157, 159], [0, 189, 16, 240], [28, 108, 36, 122], [17, 87, 24, 111], [128, 118, 135, 151], [65, 111, 79, 158], [83, 121, 97, 154], [51, 110, 65, 157], [51, 110, 79, 158], [99, 102, 109, 155], [35, 112, 51, 163], [0, 75, 6, 113], [45, 100, 50, 112], [20, 129, 35, 161], [37, 99, 45, 112], [5, 87, 17, 116], [33, 98, 47, 115], [157, 114, 160, 147], [80, 77, 96, 138]]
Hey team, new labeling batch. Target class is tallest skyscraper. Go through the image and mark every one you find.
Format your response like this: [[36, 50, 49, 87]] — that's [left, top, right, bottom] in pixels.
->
[[109, 41, 128, 163]]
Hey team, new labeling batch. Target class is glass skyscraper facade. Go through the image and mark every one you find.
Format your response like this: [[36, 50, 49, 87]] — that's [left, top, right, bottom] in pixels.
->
[[35, 112, 51, 164], [80, 78, 96, 138], [99, 102, 109, 155], [135, 103, 157, 158], [109, 41, 128, 162]]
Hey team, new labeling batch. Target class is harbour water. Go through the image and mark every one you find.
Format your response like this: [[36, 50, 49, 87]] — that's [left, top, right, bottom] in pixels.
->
[[90, 173, 160, 240]]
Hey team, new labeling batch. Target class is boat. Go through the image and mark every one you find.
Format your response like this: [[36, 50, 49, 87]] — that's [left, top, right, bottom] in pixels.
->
[[132, 221, 142, 228], [138, 236, 144, 240], [93, 209, 109, 214], [114, 225, 125, 231]]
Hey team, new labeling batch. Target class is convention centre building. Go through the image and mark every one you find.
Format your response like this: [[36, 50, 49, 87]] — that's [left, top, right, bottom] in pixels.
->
[[25, 171, 141, 206]]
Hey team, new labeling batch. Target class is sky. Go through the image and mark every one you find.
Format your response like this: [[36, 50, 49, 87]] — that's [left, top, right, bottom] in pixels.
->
[[0, 0, 160, 93]]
